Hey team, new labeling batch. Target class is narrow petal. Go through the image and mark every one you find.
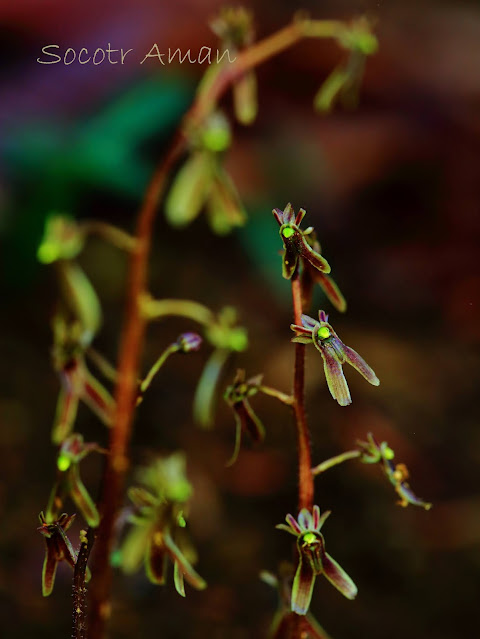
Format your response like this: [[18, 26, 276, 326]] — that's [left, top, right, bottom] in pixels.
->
[[291, 555, 316, 615], [312, 505, 320, 530], [321, 345, 351, 406], [206, 170, 246, 235], [52, 375, 79, 445], [233, 70, 257, 125], [42, 544, 58, 597], [290, 323, 313, 336], [165, 151, 212, 228], [146, 533, 168, 585], [243, 400, 265, 442], [318, 310, 328, 323], [225, 413, 242, 467], [276, 523, 299, 536], [121, 523, 153, 574], [272, 208, 283, 226], [69, 466, 100, 527], [164, 534, 207, 591], [301, 314, 318, 330], [173, 560, 186, 597], [315, 273, 347, 313], [316, 510, 332, 532], [292, 336, 313, 345], [295, 208, 307, 226], [82, 371, 115, 425], [321, 552, 357, 600], [297, 509, 313, 531], [299, 235, 331, 274], [343, 346, 379, 386], [285, 514, 303, 535]]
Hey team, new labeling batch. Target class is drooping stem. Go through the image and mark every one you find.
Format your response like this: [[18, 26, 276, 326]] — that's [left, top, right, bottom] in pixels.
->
[[291, 275, 314, 512]]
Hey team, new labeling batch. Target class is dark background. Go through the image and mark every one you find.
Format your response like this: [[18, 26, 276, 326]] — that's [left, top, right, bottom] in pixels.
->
[[1, 1, 479, 637]]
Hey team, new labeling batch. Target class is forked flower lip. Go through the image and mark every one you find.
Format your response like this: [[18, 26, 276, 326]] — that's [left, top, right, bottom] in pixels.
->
[[276, 505, 357, 615], [291, 310, 379, 406]]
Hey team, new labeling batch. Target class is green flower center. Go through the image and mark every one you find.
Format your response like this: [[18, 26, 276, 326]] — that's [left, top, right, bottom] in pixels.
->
[[57, 455, 71, 472], [282, 225, 295, 239], [317, 326, 330, 340], [302, 531, 317, 545]]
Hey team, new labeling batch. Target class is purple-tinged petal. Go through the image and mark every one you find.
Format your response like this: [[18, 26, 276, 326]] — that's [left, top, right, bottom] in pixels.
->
[[295, 208, 307, 226], [301, 314, 318, 330], [164, 533, 207, 591], [316, 510, 332, 532], [318, 310, 328, 323], [312, 505, 320, 530], [82, 371, 115, 425], [299, 236, 331, 274], [291, 322, 313, 336], [321, 552, 357, 600], [276, 523, 299, 536], [285, 513, 302, 535], [343, 345, 379, 386], [315, 273, 347, 313], [321, 344, 352, 406], [298, 509, 313, 531], [41, 542, 58, 597], [52, 373, 79, 445], [68, 466, 100, 527], [329, 337, 346, 363], [283, 203, 296, 225], [291, 554, 316, 615], [394, 481, 432, 511], [272, 208, 283, 226]]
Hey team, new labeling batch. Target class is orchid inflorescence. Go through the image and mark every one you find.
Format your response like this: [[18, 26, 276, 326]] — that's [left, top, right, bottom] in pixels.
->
[[277, 505, 357, 615]]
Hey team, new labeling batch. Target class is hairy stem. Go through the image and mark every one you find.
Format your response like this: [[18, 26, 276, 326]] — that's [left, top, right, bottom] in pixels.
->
[[291, 275, 314, 512]]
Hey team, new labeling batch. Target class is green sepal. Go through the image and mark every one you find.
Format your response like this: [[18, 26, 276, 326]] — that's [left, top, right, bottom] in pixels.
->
[[68, 465, 100, 527], [165, 151, 214, 228], [233, 71, 258, 125]]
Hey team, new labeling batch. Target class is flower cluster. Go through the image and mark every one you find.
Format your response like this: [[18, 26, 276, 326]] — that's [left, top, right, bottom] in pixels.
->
[[46, 433, 105, 527], [119, 453, 206, 597], [277, 505, 357, 615], [165, 111, 245, 234], [272, 203, 331, 280], [37, 512, 77, 597], [224, 369, 265, 465], [291, 310, 379, 406]]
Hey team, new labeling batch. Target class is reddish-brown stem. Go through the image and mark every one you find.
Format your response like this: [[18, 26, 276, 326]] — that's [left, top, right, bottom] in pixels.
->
[[87, 133, 185, 637], [291, 275, 314, 512]]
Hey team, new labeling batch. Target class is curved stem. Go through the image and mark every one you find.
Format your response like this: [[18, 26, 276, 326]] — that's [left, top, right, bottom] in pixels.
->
[[291, 275, 314, 512]]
